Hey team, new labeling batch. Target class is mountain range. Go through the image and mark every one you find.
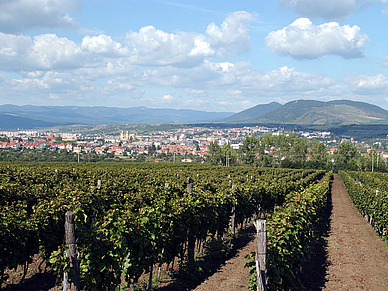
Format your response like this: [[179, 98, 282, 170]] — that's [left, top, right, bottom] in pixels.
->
[[0, 105, 233, 130], [1, 100, 388, 130]]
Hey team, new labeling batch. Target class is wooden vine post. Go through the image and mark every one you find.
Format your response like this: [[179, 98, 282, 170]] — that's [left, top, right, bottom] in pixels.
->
[[254, 219, 267, 291], [187, 177, 196, 268], [231, 185, 236, 237], [64, 212, 80, 291]]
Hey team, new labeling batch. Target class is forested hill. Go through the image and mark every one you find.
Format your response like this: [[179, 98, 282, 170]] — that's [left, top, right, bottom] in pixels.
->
[[227, 100, 388, 125], [2, 99, 388, 130], [221, 102, 282, 123], [0, 104, 234, 129]]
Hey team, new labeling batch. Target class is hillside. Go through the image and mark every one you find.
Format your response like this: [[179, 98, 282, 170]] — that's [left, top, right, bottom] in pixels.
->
[[0, 105, 234, 129], [0, 112, 58, 130], [222, 102, 281, 123], [254, 100, 388, 125]]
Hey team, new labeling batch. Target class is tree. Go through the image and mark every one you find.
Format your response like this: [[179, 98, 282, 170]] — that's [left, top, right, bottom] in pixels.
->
[[240, 136, 259, 166], [333, 141, 361, 171], [286, 136, 308, 168], [221, 143, 237, 166], [207, 141, 222, 165], [306, 140, 329, 169]]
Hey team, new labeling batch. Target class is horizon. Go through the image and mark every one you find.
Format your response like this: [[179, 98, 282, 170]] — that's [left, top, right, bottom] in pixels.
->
[[1, 1, 388, 112], [1, 99, 386, 114]]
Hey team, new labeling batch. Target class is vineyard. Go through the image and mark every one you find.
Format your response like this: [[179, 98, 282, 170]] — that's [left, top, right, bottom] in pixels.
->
[[0, 162, 331, 290], [339, 170, 388, 241]]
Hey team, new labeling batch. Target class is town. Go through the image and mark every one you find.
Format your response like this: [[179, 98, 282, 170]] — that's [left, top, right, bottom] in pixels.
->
[[1, 125, 387, 164]]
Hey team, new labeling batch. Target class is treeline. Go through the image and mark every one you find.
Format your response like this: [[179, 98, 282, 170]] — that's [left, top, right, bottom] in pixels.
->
[[208, 133, 388, 172]]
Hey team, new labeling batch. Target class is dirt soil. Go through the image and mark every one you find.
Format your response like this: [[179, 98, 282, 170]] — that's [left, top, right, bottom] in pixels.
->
[[193, 174, 388, 291], [320, 174, 388, 290], [3, 174, 388, 291], [192, 237, 256, 291]]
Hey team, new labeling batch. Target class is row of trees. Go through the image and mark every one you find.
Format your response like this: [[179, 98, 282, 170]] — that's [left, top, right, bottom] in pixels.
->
[[207, 133, 388, 172]]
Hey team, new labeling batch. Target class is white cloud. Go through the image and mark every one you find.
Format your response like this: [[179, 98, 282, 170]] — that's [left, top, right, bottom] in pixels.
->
[[21, 71, 44, 78], [125, 11, 255, 67], [0, 32, 32, 70], [161, 94, 175, 103], [3, 58, 385, 111], [265, 18, 369, 59], [189, 35, 214, 57], [206, 11, 257, 56], [345, 74, 388, 94], [106, 79, 133, 90], [0, 0, 80, 33], [81, 35, 128, 57], [227, 89, 242, 95], [277, 0, 358, 20], [185, 88, 206, 95], [383, 0, 388, 14], [382, 56, 388, 66], [0, 12, 256, 74], [29, 34, 84, 69], [49, 93, 61, 100], [238, 66, 335, 95], [0, 32, 85, 71], [277, 0, 388, 20], [125, 26, 213, 67], [0, 32, 133, 72]]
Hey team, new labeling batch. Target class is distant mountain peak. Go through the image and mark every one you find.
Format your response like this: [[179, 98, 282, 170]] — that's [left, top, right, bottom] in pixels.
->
[[256, 99, 388, 125], [222, 102, 282, 123]]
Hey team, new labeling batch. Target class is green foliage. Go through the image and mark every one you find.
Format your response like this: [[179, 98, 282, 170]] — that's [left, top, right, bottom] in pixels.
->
[[339, 170, 388, 241], [0, 162, 325, 288], [245, 171, 332, 291], [332, 141, 361, 172], [240, 136, 259, 166], [207, 141, 222, 165], [266, 172, 332, 290], [207, 141, 237, 166], [244, 252, 257, 290]]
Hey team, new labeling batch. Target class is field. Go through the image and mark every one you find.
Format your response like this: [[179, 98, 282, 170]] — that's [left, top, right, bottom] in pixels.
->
[[1, 163, 388, 290]]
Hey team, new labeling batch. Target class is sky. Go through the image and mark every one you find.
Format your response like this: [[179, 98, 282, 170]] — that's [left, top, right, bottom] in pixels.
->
[[1, 0, 388, 113]]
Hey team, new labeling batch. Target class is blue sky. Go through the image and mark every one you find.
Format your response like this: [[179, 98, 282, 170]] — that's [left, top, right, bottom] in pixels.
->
[[1, 0, 388, 113]]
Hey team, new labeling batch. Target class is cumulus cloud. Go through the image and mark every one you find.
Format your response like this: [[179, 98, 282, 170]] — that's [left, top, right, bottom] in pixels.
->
[[125, 11, 255, 66], [0, 32, 31, 70], [0, 0, 80, 33], [29, 34, 84, 69], [206, 11, 257, 56], [0, 32, 134, 72], [0, 11, 256, 74], [81, 35, 128, 57], [265, 18, 369, 59], [0, 32, 86, 70], [125, 26, 212, 67], [345, 74, 388, 94]]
